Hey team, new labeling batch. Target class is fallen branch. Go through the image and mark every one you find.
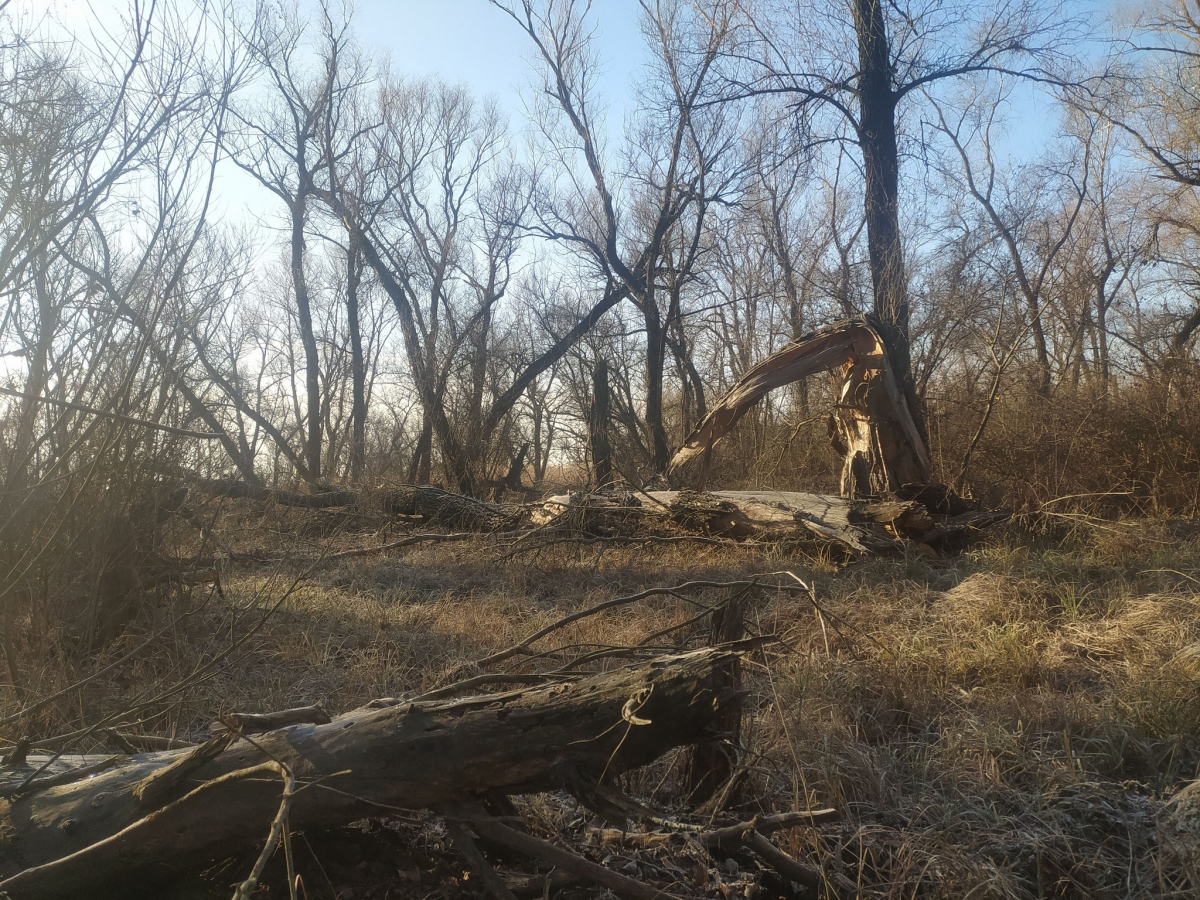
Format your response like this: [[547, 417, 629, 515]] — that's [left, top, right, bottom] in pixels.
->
[[209, 705, 331, 736], [442, 815, 520, 900], [476, 579, 778, 668], [231, 762, 296, 900], [462, 813, 680, 900], [536, 489, 936, 555], [591, 810, 850, 898]]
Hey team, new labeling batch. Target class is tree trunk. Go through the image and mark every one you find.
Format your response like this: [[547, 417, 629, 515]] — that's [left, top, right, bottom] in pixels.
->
[[686, 593, 744, 803], [852, 0, 927, 446], [346, 240, 366, 482], [0, 649, 741, 900], [289, 186, 322, 482], [642, 294, 672, 475], [535, 487, 992, 556], [590, 358, 613, 488]]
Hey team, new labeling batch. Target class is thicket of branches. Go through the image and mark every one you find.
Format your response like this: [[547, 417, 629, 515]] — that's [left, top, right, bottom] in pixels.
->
[[3, 0, 1200, 608]]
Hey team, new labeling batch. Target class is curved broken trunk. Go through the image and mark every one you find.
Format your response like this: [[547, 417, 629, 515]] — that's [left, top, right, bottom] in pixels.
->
[[667, 320, 931, 497], [0, 647, 741, 900]]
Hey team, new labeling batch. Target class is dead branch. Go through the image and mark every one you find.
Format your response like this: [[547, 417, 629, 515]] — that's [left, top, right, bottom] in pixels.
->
[[476, 579, 778, 668], [460, 812, 680, 900]]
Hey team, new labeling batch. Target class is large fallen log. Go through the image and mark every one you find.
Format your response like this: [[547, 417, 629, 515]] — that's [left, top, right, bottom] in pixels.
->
[[537, 488, 942, 554], [0, 647, 742, 900]]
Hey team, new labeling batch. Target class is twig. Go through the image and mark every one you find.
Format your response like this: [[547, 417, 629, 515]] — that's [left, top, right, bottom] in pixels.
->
[[210, 705, 331, 736], [495, 533, 755, 563], [328, 531, 527, 560], [0, 385, 226, 439], [784, 572, 892, 657], [232, 761, 297, 900], [478, 579, 777, 668]]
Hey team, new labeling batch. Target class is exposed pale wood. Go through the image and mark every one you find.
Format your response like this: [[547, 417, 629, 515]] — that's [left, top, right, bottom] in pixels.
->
[[0, 647, 741, 900], [538, 489, 934, 553], [667, 320, 931, 497]]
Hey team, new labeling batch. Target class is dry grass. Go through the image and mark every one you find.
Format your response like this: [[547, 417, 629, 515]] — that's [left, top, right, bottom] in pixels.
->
[[4, 503, 1200, 898]]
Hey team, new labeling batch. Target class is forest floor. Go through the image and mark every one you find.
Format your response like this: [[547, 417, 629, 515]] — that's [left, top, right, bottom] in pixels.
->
[[14, 498, 1200, 900]]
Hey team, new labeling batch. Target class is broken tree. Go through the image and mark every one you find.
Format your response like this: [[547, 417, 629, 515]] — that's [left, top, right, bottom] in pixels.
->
[[667, 319, 931, 497]]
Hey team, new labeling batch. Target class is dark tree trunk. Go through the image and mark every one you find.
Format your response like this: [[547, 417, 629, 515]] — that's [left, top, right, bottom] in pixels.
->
[[1175, 302, 1200, 354], [346, 240, 366, 482], [686, 593, 745, 803], [290, 186, 322, 482], [642, 294, 671, 474], [590, 358, 613, 487], [853, 0, 928, 445], [410, 418, 433, 485], [0, 650, 742, 900]]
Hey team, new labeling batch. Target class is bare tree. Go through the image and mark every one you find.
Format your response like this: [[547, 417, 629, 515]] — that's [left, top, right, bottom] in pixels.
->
[[1102, 0, 1200, 354], [494, 0, 742, 475], [931, 93, 1091, 395], [727, 0, 1084, 439], [226, 2, 362, 481]]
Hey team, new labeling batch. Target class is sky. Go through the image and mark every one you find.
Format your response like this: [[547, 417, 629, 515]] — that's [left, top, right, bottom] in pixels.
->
[[31, 0, 650, 233], [38, 0, 650, 121], [25, 0, 1119, 234]]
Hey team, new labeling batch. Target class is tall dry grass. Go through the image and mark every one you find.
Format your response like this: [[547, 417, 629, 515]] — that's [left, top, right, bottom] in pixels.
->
[[3, 497, 1197, 898]]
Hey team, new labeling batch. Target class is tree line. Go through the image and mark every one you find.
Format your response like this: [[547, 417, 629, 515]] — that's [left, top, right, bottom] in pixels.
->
[[3, 0, 1200, 520]]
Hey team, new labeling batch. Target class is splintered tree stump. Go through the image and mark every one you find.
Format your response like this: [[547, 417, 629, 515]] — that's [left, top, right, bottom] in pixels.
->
[[667, 319, 931, 497], [0, 647, 742, 900]]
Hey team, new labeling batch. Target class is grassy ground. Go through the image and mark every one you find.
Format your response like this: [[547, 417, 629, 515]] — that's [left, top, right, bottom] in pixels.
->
[[8, 502, 1200, 899]]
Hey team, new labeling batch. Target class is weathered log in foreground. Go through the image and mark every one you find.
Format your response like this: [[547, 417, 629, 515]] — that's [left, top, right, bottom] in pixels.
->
[[0, 648, 741, 900]]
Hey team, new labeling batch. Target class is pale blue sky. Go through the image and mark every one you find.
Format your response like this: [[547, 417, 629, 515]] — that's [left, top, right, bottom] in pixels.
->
[[353, 0, 647, 120], [41, 0, 650, 124], [30, 0, 1117, 234], [37, 0, 651, 229]]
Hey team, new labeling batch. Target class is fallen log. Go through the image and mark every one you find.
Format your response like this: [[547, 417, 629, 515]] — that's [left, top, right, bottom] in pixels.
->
[[194, 480, 521, 530], [536, 488, 937, 554], [0, 646, 742, 900]]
